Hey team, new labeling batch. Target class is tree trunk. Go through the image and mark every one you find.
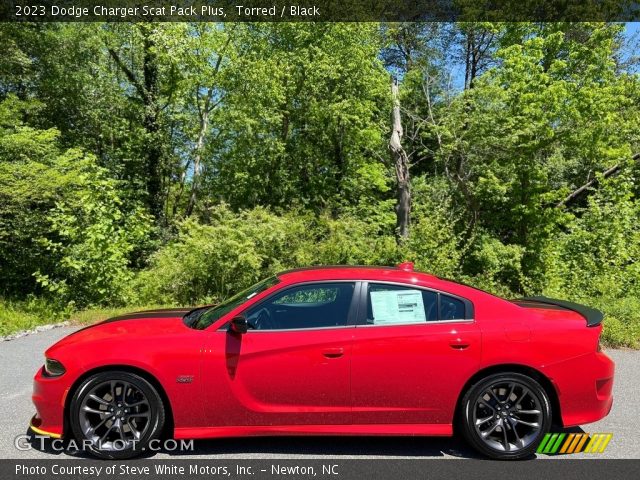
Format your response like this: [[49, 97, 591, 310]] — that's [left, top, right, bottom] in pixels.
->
[[185, 106, 210, 217], [389, 78, 411, 241], [107, 26, 164, 223], [140, 26, 163, 223]]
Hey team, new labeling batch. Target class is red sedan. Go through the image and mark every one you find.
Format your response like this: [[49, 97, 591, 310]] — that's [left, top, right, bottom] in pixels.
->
[[30, 263, 614, 459]]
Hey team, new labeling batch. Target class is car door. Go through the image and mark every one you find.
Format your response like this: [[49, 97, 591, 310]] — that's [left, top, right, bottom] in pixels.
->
[[202, 281, 358, 427], [350, 281, 481, 426]]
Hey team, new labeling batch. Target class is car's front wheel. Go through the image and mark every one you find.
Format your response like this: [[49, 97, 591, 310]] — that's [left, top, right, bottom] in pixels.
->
[[69, 371, 165, 459], [460, 372, 551, 460]]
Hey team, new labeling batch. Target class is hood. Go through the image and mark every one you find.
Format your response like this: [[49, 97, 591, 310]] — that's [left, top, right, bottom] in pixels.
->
[[96, 307, 193, 324], [46, 307, 195, 354]]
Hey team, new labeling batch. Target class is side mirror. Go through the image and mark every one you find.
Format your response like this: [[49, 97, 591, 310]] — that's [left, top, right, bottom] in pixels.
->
[[229, 315, 248, 334]]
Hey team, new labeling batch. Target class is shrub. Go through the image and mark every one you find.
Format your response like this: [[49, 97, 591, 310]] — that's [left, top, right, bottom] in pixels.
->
[[133, 204, 401, 305], [0, 97, 153, 307], [133, 206, 313, 305], [543, 174, 640, 300]]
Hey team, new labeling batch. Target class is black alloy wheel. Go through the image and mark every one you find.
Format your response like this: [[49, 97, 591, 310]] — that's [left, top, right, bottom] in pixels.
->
[[69, 371, 165, 459], [461, 372, 552, 460]]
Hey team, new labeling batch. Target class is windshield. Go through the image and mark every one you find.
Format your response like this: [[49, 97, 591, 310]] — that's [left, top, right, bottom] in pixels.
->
[[184, 276, 280, 330]]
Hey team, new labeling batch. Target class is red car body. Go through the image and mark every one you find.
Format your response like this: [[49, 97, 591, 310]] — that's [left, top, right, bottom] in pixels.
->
[[31, 264, 614, 449]]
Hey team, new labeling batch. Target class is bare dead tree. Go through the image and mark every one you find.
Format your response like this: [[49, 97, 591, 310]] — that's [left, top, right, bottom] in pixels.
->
[[390, 77, 411, 241]]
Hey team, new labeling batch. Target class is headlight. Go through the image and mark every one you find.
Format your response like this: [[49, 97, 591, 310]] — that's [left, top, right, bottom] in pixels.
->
[[44, 358, 66, 377]]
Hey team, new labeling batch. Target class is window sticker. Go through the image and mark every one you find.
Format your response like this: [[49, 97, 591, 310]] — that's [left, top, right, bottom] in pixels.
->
[[370, 289, 426, 324]]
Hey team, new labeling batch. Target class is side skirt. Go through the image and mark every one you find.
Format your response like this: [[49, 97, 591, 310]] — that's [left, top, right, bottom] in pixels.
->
[[174, 424, 453, 440]]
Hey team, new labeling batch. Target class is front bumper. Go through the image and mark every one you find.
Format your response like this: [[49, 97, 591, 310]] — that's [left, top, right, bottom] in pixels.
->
[[542, 351, 614, 427], [30, 414, 62, 439], [31, 366, 69, 438]]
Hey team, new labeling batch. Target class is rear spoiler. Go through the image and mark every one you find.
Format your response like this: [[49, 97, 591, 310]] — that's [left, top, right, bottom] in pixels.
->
[[521, 296, 604, 327]]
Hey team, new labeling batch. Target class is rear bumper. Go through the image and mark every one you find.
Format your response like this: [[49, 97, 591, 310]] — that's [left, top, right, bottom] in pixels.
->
[[542, 351, 614, 427], [31, 366, 68, 438]]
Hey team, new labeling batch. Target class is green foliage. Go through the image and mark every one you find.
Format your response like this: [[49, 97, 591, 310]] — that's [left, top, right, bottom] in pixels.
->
[[210, 23, 390, 212], [0, 297, 69, 336], [1, 23, 639, 347], [404, 176, 465, 278], [0, 96, 153, 307], [462, 235, 526, 297], [536, 174, 640, 348], [133, 206, 312, 305], [594, 298, 640, 348], [544, 175, 640, 300], [134, 204, 400, 305], [33, 160, 153, 307], [312, 214, 399, 267], [430, 24, 633, 291]]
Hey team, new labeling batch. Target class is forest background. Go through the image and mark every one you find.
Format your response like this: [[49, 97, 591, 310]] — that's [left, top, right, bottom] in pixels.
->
[[1, 22, 639, 346]]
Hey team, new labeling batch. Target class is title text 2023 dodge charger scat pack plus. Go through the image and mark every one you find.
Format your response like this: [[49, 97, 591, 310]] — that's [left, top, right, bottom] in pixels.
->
[[31, 263, 614, 459]]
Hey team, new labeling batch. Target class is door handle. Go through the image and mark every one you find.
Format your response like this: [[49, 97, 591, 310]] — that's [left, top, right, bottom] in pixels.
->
[[322, 347, 344, 358], [449, 339, 470, 350]]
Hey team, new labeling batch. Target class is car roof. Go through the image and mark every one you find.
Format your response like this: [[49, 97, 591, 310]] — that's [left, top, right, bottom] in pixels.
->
[[276, 265, 440, 284]]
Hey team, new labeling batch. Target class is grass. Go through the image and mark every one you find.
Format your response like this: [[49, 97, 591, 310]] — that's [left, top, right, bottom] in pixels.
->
[[596, 298, 640, 349], [0, 298, 169, 337], [0, 301, 52, 336]]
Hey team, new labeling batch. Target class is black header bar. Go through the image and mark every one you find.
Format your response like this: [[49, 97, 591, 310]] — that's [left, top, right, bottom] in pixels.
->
[[1, 0, 639, 22]]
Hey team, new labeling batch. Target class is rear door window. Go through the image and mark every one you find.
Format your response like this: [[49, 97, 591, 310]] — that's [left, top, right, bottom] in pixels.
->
[[365, 283, 469, 325]]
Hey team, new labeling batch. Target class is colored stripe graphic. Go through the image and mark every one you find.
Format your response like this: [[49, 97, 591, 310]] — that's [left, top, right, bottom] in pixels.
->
[[536, 433, 552, 453], [541, 433, 558, 453], [584, 433, 613, 453], [559, 433, 575, 454], [550, 433, 566, 453], [584, 434, 598, 453], [598, 434, 613, 453], [537, 433, 612, 455], [574, 433, 590, 453], [566, 433, 584, 453]]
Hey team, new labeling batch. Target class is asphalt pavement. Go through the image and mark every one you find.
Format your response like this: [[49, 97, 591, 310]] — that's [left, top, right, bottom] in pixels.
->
[[1, 326, 638, 459]]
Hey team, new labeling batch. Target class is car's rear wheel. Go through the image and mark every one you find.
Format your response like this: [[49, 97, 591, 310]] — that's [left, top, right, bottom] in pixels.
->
[[69, 371, 165, 459], [460, 372, 551, 460]]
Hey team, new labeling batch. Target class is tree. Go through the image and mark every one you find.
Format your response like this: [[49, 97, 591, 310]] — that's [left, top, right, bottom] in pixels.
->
[[105, 24, 171, 222], [389, 78, 411, 240], [0, 95, 151, 305], [208, 23, 390, 213]]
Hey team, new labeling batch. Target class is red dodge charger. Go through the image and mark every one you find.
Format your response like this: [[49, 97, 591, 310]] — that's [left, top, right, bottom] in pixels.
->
[[31, 263, 614, 459]]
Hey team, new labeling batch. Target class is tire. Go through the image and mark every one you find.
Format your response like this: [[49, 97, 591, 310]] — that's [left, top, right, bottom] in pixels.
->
[[69, 371, 165, 459], [460, 372, 551, 460]]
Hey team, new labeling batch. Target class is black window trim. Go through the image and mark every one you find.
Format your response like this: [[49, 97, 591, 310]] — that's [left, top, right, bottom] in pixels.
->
[[218, 280, 361, 332], [356, 280, 475, 327]]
